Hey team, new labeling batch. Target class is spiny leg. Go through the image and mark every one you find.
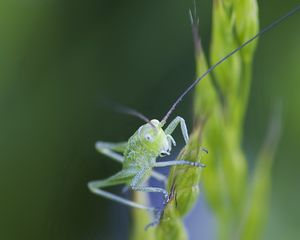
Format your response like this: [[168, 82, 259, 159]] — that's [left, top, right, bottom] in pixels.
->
[[95, 141, 127, 163], [95, 141, 167, 183], [164, 116, 189, 144], [88, 169, 154, 211], [132, 184, 171, 228], [154, 160, 206, 168], [151, 171, 167, 184], [122, 171, 167, 193], [146, 180, 178, 230], [130, 168, 169, 205], [130, 168, 170, 228], [130, 169, 170, 222]]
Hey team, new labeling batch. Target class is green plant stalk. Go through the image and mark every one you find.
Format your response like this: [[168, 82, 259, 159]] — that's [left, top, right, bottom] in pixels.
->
[[130, 192, 155, 240], [155, 194, 187, 240], [240, 109, 281, 240], [130, 0, 280, 239], [192, 0, 279, 239], [198, 0, 253, 238], [155, 129, 207, 240]]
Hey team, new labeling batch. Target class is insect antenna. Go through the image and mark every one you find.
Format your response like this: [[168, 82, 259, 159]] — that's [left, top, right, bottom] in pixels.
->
[[161, 5, 300, 124], [115, 105, 157, 128]]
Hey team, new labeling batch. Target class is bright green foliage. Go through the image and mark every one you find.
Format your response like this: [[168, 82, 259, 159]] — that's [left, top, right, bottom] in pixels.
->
[[130, 1, 282, 239], [240, 111, 281, 240], [154, 130, 207, 240], [192, 14, 218, 122], [191, 0, 280, 239], [200, 0, 259, 237], [233, 0, 259, 62], [210, 0, 242, 102], [166, 130, 207, 217]]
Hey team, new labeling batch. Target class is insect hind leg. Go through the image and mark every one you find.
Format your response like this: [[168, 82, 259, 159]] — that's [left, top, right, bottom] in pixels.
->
[[88, 169, 154, 211]]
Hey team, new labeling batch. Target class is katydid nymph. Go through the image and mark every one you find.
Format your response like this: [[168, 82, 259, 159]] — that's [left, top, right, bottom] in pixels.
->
[[88, 5, 300, 227]]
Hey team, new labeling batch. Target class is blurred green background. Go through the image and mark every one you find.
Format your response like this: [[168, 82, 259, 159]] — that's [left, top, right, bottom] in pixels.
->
[[0, 0, 299, 239]]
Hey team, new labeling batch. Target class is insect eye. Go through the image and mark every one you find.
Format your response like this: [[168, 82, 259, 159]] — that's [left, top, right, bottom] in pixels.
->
[[144, 134, 153, 142], [160, 152, 167, 157]]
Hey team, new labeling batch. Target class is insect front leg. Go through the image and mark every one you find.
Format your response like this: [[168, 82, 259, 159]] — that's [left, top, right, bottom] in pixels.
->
[[154, 160, 205, 168], [164, 116, 189, 144], [88, 169, 154, 211]]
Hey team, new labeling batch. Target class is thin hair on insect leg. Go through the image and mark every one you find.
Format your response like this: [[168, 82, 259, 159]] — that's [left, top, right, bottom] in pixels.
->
[[161, 5, 300, 124]]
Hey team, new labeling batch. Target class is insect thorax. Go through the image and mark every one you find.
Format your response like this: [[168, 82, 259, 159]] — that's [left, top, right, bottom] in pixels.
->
[[123, 130, 158, 170]]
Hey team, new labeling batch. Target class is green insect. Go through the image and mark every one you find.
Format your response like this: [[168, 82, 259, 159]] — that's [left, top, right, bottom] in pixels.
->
[[88, 5, 300, 225], [88, 114, 204, 212]]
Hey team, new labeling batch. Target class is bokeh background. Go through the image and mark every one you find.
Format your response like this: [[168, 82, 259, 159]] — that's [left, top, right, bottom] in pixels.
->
[[0, 0, 299, 239]]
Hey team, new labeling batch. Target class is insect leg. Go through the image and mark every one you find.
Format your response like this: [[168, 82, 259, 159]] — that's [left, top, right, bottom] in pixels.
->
[[154, 160, 205, 168], [123, 171, 167, 194], [151, 171, 167, 184], [95, 141, 166, 183], [130, 168, 169, 204], [130, 168, 171, 228], [88, 169, 154, 211], [95, 141, 127, 163], [164, 116, 189, 144]]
